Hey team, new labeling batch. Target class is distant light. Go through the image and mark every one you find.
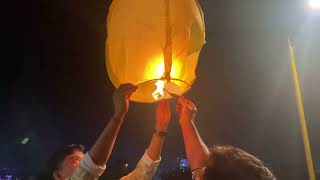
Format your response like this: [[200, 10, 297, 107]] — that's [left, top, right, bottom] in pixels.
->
[[124, 163, 128, 167], [309, 0, 320, 10], [21, 137, 29, 144], [179, 159, 189, 169]]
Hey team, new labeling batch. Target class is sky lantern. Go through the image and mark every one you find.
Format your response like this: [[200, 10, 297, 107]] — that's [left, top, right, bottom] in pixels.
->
[[106, 0, 205, 103]]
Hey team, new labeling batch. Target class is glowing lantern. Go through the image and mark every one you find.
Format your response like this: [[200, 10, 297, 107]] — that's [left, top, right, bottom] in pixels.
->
[[106, 0, 205, 103]]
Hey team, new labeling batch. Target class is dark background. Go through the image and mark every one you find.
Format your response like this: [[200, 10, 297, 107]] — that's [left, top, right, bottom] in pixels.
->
[[1, 0, 320, 179]]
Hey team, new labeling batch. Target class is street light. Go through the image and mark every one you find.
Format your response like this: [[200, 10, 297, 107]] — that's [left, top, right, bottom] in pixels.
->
[[309, 0, 320, 10], [288, 2, 319, 180]]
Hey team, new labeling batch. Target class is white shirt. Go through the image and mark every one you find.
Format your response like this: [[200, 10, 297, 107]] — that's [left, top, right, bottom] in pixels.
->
[[71, 150, 160, 180]]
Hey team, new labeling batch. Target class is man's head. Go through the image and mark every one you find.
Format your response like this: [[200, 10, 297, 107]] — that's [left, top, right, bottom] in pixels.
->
[[47, 144, 85, 180], [203, 145, 276, 180]]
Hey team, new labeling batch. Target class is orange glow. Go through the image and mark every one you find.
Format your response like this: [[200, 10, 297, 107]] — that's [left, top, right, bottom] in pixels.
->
[[146, 54, 183, 100], [144, 55, 182, 81], [152, 80, 165, 100]]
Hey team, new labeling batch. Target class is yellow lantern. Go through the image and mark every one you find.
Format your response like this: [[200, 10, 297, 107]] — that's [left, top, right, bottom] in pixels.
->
[[106, 0, 205, 103]]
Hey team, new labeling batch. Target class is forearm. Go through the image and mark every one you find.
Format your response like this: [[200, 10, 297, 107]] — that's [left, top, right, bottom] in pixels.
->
[[88, 115, 124, 166], [146, 133, 165, 161], [180, 118, 209, 170], [120, 133, 164, 180]]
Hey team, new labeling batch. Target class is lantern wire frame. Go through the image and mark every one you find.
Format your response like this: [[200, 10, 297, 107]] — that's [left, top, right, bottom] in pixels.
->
[[131, 77, 191, 103]]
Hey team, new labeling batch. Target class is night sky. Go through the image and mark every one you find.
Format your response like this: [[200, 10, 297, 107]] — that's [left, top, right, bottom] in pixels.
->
[[1, 0, 320, 179]]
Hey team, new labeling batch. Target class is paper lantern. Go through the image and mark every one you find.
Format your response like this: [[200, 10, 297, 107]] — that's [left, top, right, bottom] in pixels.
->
[[106, 0, 205, 103]]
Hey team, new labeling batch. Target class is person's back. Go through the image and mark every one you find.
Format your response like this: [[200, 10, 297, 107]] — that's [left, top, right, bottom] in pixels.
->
[[203, 145, 275, 180]]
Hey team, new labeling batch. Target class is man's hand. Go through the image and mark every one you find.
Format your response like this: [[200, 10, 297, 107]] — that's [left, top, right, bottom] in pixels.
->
[[156, 100, 171, 131], [88, 84, 137, 167], [175, 97, 209, 174], [146, 100, 171, 162], [112, 84, 137, 119], [176, 97, 197, 123]]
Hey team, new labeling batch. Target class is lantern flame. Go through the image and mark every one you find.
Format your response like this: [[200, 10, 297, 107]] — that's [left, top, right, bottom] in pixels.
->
[[145, 55, 182, 81], [152, 80, 165, 100]]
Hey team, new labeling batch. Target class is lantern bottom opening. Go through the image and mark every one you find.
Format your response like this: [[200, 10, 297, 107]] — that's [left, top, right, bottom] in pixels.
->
[[130, 78, 191, 103]]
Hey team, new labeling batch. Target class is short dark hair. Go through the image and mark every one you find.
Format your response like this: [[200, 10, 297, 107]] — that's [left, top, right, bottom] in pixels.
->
[[203, 145, 276, 180], [47, 144, 85, 176]]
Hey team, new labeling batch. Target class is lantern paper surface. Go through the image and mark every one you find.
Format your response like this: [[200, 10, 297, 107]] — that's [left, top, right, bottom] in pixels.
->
[[106, 0, 205, 103]]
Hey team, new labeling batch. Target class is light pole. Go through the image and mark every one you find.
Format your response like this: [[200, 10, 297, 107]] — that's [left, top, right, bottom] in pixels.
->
[[288, 38, 316, 180], [287, 1, 319, 180]]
